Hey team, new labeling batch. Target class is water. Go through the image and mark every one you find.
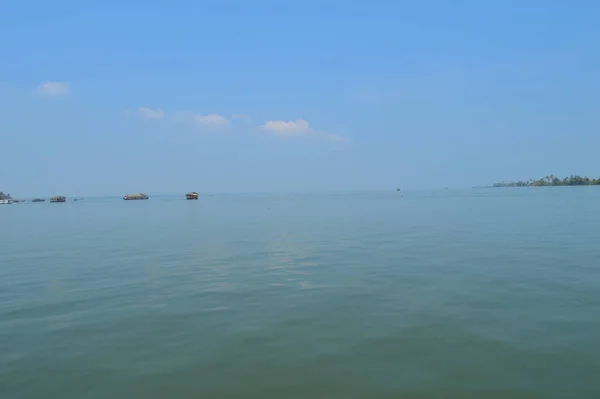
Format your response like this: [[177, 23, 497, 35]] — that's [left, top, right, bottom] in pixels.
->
[[2, 188, 600, 398]]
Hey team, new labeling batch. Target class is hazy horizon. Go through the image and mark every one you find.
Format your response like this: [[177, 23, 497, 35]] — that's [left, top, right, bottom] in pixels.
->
[[5, 187, 471, 199]]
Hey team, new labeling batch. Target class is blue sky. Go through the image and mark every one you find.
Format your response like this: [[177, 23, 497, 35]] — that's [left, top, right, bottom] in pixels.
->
[[1, 0, 599, 196]]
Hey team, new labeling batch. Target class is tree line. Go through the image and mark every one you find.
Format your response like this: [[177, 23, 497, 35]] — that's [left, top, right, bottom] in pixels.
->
[[494, 175, 600, 187]]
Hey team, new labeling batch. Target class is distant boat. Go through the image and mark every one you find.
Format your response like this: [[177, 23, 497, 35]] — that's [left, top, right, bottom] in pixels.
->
[[186, 192, 199, 200], [0, 199, 11, 205], [50, 196, 66, 203], [123, 193, 148, 200], [31, 198, 46, 202]]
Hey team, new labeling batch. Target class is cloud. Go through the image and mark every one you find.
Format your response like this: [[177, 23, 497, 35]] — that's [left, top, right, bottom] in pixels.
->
[[37, 81, 70, 97], [132, 109, 344, 142], [137, 107, 165, 120], [193, 113, 229, 127], [260, 119, 312, 137], [259, 118, 346, 142], [173, 111, 230, 131]]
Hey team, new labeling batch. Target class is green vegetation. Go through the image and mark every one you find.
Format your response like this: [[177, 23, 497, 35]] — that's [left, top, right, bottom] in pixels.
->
[[0, 191, 12, 200], [493, 175, 600, 187]]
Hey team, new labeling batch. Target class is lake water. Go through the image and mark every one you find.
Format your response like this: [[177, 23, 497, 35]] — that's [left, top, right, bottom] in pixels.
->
[[2, 188, 600, 398]]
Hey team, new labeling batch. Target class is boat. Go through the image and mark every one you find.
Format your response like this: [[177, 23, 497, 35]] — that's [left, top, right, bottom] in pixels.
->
[[50, 196, 66, 203], [0, 192, 12, 203], [123, 193, 149, 200], [32, 198, 46, 202], [186, 192, 199, 200]]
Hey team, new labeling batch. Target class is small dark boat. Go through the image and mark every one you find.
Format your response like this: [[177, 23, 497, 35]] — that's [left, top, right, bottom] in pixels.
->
[[123, 193, 149, 200], [186, 192, 199, 200], [32, 198, 46, 202]]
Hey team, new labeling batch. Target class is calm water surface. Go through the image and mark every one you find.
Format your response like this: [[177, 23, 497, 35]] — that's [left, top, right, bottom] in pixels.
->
[[2, 189, 600, 398]]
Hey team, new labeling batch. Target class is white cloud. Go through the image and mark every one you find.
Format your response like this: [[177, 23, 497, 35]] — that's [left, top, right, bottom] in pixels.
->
[[173, 111, 230, 131], [259, 119, 346, 142], [37, 81, 70, 97], [137, 107, 165, 120], [193, 113, 229, 127], [260, 119, 312, 137], [133, 109, 344, 141]]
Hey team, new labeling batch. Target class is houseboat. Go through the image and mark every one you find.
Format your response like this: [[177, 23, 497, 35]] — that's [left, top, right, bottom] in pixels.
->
[[50, 196, 66, 203], [186, 192, 199, 200], [123, 193, 149, 200]]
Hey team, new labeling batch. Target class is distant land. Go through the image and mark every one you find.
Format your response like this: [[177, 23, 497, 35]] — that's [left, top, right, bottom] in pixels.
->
[[476, 175, 600, 188]]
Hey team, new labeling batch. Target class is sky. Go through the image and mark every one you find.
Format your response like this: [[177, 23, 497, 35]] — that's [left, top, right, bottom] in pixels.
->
[[1, 0, 599, 196]]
